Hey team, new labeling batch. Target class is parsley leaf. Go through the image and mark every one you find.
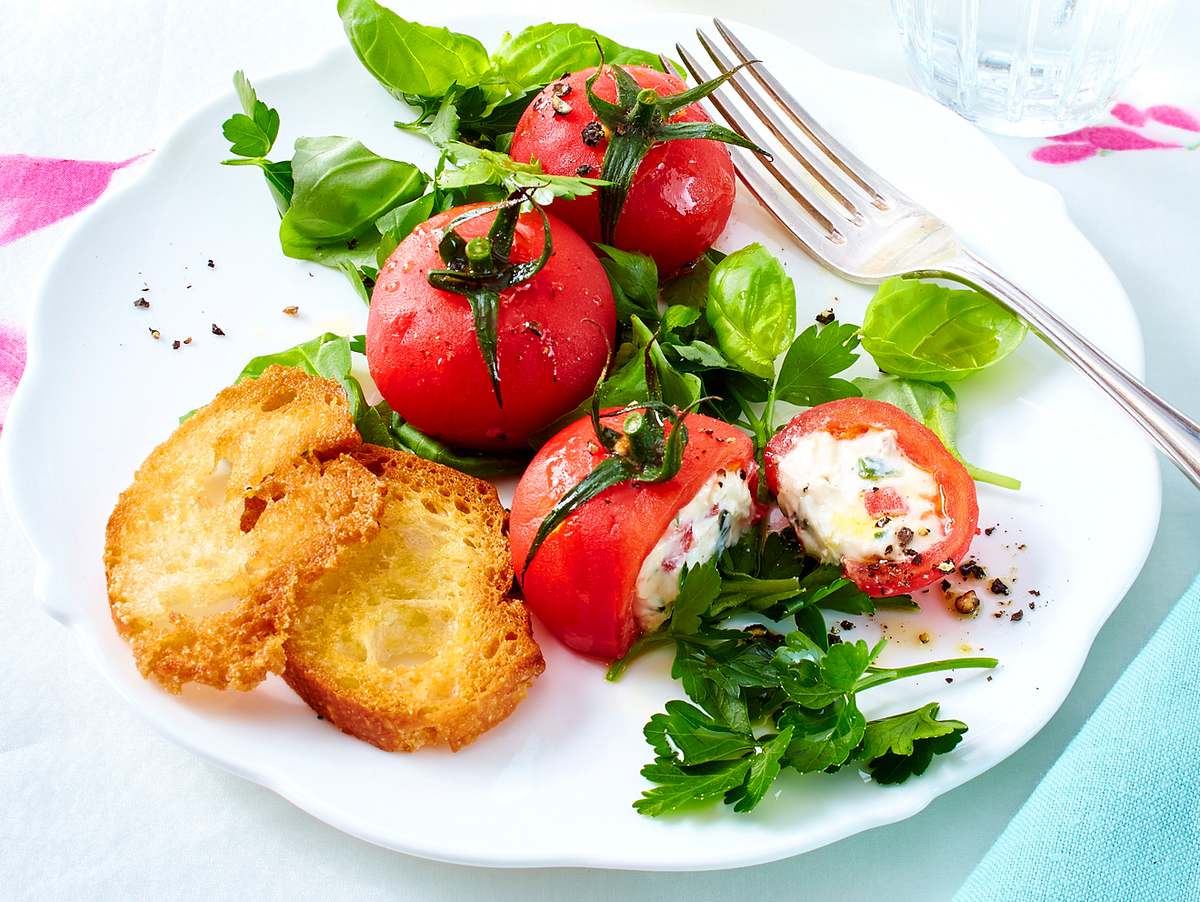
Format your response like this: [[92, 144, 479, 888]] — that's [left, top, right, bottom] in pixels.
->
[[867, 727, 967, 784], [773, 322, 863, 407], [727, 726, 794, 812], [634, 758, 751, 817], [779, 697, 866, 774], [628, 542, 994, 816], [220, 72, 292, 214], [669, 562, 723, 635], [436, 141, 605, 204], [776, 638, 872, 708], [647, 700, 758, 765], [223, 70, 280, 157], [860, 702, 967, 760]]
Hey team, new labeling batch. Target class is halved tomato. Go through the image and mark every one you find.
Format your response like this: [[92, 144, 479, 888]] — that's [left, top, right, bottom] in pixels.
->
[[765, 398, 979, 597]]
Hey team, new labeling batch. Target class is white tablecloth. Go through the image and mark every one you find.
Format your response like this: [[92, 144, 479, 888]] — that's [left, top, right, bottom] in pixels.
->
[[2, 1, 1197, 899]]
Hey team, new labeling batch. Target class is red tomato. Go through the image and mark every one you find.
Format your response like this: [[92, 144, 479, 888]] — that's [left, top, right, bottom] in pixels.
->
[[366, 203, 615, 450], [764, 398, 979, 597], [510, 66, 736, 276], [509, 412, 755, 660]]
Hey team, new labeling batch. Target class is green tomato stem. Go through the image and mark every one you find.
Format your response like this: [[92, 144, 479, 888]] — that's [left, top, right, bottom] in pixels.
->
[[465, 236, 492, 273]]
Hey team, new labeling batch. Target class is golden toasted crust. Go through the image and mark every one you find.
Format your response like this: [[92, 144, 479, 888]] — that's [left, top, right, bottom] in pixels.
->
[[283, 445, 544, 752], [105, 367, 384, 692]]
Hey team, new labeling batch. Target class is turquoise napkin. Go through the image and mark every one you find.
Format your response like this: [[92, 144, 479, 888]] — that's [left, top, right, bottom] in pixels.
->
[[955, 573, 1200, 902]]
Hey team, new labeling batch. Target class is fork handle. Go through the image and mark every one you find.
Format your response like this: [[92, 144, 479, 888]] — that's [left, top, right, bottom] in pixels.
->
[[927, 251, 1200, 490]]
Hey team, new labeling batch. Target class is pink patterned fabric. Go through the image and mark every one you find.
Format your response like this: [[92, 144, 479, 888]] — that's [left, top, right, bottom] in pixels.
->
[[1047, 126, 1179, 150], [1034, 102, 1199, 165], [0, 153, 146, 430], [1032, 144, 1099, 164], [0, 322, 26, 434], [0, 154, 146, 247], [1146, 104, 1200, 132]]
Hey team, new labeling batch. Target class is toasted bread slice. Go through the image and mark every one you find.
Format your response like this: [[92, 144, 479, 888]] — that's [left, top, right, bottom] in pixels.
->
[[283, 445, 544, 752], [105, 367, 385, 693]]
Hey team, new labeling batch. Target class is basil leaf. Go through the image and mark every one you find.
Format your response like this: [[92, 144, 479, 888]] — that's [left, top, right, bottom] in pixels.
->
[[453, 89, 541, 143], [595, 243, 660, 326], [661, 249, 722, 309], [670, 340, 727, 368], [230, 333, 523, 477], [705, 243, 796, 379], [861, 277, 1028, 383], [773, 322, 863, 407], [366, 400, 527, 477], [235, 332, 351, 383], [279, 136, 429, 266], [234, 332, 363, 419], [492, 22, 666, 91], [374, 192, 438, 266], [337, 0, 494, 101], [854, 374, 1021, 490]]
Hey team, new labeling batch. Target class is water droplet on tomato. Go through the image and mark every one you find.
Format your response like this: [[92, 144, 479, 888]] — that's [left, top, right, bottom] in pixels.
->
[[660, 169, 699, 216]]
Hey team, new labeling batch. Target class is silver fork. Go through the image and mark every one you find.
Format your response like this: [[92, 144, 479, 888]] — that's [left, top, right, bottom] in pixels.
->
[[676, 19, 1200, 490]]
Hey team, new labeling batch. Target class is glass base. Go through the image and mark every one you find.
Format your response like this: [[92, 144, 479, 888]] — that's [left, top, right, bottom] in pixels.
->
[[943, 104, 1098, 138]]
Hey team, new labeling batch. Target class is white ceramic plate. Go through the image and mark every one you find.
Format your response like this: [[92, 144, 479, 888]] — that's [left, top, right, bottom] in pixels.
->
[[1, 13, 1160, 871]]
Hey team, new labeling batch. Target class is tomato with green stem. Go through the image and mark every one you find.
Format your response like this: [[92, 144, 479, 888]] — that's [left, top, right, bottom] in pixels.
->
[[510, 61, 766, 275], [366, 198, 616, 451], [510, 409, 757, 660]]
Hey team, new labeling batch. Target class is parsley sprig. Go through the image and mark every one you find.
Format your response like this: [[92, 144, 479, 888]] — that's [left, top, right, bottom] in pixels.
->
[[220, 71, 293, 214], [611, 533, 996, 816]]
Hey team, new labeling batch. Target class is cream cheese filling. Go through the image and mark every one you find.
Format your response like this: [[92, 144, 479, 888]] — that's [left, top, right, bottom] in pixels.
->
[[634, 469, 754, 632], [774, 428, 947, 563]]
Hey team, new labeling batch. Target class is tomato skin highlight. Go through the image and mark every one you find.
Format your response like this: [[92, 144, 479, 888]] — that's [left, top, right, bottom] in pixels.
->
[[366, 203, 616, 451], [509, 413, 755, 661], [764, 398, 979, 598], [510, 66, 736, 276]]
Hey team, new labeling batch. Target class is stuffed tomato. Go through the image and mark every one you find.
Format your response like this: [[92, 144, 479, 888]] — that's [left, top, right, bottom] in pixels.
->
[[366, 201, 616, 451], [510, 66, 737, 276], [510, 412, 756, 660], [764, 398, 978, 597]]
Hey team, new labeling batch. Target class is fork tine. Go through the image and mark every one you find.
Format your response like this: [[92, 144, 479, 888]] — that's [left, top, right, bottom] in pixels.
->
[[675, 42, 844, 244], [713, 18, 891, 210], [730, 156, 847, 258], [695, 29, 865, 224]]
